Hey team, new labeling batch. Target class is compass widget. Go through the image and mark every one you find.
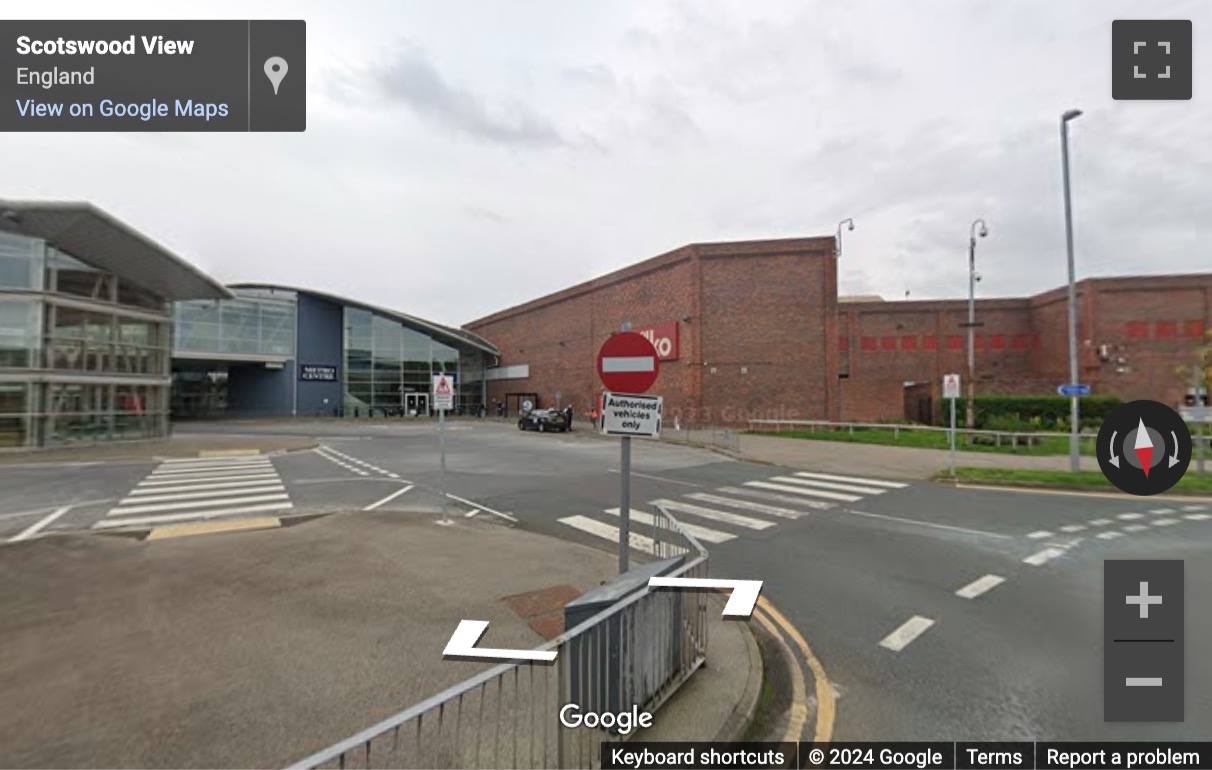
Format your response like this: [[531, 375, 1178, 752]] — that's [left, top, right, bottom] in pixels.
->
[[1097, 400, 1192, 496]]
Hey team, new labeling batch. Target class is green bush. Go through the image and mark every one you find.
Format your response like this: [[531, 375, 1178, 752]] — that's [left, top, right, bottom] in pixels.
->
[[939, 395, 1121, 430]]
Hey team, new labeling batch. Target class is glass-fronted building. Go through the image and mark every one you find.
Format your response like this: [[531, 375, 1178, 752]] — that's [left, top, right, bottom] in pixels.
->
[[172, 284, 498, 419], [0, 201, 231, 448]]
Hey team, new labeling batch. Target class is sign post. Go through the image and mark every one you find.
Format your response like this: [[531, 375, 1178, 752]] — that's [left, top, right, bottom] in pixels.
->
[[943, 373, 961, 476], [433, 374, 455, 524], [597, 331, 661, 574]]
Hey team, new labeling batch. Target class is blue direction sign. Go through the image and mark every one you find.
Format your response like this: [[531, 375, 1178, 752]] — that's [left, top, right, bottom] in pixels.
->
[[1058, 383, 1092, 397]]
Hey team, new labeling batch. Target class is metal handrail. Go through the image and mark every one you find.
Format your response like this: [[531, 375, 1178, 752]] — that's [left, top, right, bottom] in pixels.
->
[[287, 505, 708, 770]]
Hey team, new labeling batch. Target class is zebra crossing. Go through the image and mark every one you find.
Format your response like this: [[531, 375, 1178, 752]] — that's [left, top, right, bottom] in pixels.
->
[[558, 471, 907, 550], [95, 455, 292, 530]]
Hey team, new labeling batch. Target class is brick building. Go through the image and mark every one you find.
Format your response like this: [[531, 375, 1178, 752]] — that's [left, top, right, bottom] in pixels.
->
[[464, 236, 1211, 427]]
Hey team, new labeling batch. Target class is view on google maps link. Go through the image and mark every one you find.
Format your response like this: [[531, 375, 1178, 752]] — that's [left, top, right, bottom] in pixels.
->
[[0, 3, 1209, 770]]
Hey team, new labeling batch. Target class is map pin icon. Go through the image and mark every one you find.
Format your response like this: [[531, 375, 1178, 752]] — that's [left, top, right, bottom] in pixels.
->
[[264, 57, 288, 95]]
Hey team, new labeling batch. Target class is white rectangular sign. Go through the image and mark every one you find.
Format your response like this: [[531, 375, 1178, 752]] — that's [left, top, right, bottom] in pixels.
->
[[600, 392, 662, 438], [432, 374, 455, 411], [943, 373, 961, 400]]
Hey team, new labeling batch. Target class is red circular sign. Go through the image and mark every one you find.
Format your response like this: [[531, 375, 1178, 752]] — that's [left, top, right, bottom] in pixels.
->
[[597, 332, 660, 394]]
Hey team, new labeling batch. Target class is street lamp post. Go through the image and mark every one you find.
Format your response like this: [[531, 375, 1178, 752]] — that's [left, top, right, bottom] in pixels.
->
[[1061, 108, 1083, 473], [966, 218, 988, 432], [836, 218, 855, 258]]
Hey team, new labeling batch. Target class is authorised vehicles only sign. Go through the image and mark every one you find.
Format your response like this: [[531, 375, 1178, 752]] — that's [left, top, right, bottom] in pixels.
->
[[600, 392, 662, 438]]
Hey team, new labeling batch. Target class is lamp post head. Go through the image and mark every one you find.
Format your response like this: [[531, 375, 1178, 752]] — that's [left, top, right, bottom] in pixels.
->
[[847, 220, 855, 232], [1062, 108, 1083, 122], [978, 223, 988, 238]]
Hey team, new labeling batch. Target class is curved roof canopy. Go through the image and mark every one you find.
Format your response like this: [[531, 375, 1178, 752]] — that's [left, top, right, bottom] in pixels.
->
[[228, 282, 500, 356], [0, 200, 231, 301]]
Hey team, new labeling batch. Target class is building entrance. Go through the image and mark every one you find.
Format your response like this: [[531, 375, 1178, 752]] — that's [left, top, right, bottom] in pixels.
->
[[405, 392, 429, 416]]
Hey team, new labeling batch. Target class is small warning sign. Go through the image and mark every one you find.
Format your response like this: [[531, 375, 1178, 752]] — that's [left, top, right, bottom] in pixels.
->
[[433, 374, 454, 411]]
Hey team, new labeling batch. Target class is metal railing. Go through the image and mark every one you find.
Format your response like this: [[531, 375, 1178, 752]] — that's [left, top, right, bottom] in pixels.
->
[[287, 505, 708, 770], [660, 427, 741, 454], [747, 418, 1100, 449]]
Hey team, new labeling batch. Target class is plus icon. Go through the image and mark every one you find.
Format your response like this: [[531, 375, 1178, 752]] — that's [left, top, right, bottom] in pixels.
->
[[1112, 20, 1192, 100], [1126, 581, 1163, 619]]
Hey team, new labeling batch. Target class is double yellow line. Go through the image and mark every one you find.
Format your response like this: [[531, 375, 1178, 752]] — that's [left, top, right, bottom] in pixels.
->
[[752, 596, 835, 743]]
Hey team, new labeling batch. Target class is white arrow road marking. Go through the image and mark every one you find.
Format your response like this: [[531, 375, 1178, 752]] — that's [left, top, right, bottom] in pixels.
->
[[442, 620, 557, 662], [647, 577, 763, 617]]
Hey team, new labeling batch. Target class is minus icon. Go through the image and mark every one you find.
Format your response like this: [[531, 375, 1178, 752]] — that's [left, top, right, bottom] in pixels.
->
[[1126, 677, 1163, 686]]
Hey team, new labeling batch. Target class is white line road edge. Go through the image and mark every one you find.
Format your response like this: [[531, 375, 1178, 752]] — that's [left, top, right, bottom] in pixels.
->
[[363, 485, 415, 511], [841, 509, 1014, 539], [445, 492, 517, 522], [9, 505, 73, 542]]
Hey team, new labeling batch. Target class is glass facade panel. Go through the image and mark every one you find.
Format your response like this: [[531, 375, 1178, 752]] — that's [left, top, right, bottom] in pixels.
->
[[0, 383, 29, 447], [173, 296, 296, 358], [52, 250, 115, 302], [0, 230, 43, 290], [0, 300, 40, 367]]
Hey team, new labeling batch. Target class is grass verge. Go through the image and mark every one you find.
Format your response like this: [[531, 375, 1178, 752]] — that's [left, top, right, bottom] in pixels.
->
[[749, 428, 1097, 456], [937, 466, 1212, 494]]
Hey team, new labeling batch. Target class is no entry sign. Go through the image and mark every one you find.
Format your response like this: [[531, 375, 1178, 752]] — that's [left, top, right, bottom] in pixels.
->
[[597, 332, 660, 393]]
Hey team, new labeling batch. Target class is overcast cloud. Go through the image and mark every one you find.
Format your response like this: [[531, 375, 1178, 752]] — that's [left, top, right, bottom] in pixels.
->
[[3, 0, 1208, 326]]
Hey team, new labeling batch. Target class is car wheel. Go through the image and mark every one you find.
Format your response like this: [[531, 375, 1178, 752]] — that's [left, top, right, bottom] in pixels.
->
[[518, 420, 526, 430], [539, 422, 546, 433]]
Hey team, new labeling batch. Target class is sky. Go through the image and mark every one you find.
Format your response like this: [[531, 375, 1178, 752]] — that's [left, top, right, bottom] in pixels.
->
[[4, 0, 1209, 328]]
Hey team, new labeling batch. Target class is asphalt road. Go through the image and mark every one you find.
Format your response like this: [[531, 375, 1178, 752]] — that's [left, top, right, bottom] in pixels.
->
[[2, 418, 1209, 746]]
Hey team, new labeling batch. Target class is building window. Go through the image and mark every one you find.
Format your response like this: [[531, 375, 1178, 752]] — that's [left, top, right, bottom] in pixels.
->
[[1184, 320, 1205, 338], [0, 383, 29, 447], [990, 334, 1005, 350], [837, 336, 849, 352], [880, 336, 896, 351], [922, 335, 938, 350], [0, 231, 44, 290], [1012, 335, 1029, 350], [0, 300, 40, 368], [860, 336, 877, 351], [1155, 321, 1178, 339], [947, 335, 963, 351], [901, 335, 917, 351]]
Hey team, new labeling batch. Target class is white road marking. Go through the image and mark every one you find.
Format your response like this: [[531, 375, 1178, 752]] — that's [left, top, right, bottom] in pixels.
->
[[684, 492, 809, 519], [608, 469, 703, 487], [1185, 513, 1211, 521], [841, 509, 1014, 539], [1123, 524, 1148, 533], [1150, 508, 1176, 514], [792, 472, 908, 489], [313, 448, 370, 477], [363, 485, 415, 511], [1023, 547, 1066, 566], [107, 493, 289, 517], [9, 505, 72, 542], [94, 502, 293, 529], [1117, 513, 1144, 520], [1151, 518, 1179, 527], [1097, 531, 1125, 540], [557, 516, 658, 555], [878, 616, 935, 651], [742, 480, 860, 502], [604, 508, 735, 543], [1027, 530, 1053, 539], [129, 477, 286, 494], [1059, 524, 1086, 533], [117, 484, 285, 504], [148, 466, 273, 479], [137, 472, 280, 487], [443, 493, 516, 523], [715, 487, 834, 510], [955, 574, 1005, 599], [151, 461, 272, 475], [772, 475, 888, 495], [650, 499, 775, 530], [1182, 505, 1208, 512], [1089, 519, 1113, 526], [158, 456, 269, 466]]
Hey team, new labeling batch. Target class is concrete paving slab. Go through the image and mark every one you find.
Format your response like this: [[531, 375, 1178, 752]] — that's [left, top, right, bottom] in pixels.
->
[[0, 434, 317, 466]]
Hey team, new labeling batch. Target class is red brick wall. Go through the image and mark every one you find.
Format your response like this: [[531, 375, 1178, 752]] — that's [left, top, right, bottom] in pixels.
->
[[465, 237, 838, 426]]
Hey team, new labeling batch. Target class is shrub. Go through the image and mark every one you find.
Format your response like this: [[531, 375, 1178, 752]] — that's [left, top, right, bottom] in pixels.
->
[[939, 395, 1121, 430]]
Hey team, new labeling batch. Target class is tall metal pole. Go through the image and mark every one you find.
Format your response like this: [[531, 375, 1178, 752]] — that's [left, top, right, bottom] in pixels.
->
[[619, 435, 631, 573], [967, 235, 977, 432], [836, 218, 854, 259], [439, 402, 449, 524], [1061, 109, 1083, 473]]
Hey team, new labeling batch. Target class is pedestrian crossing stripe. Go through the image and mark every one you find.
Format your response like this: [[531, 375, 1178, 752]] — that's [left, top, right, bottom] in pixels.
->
[[557, 516, 658, 555], [95, 502, 294, 529], [108, 492, 290, 517], [774, 475, 890, 495], [602, 508, 735, 543], [682, 492, 810, 519], [791, 472, 907, 489], [649, 499, 776, 530], [714, 486, 835, 510], [741, 480, 861, 502]]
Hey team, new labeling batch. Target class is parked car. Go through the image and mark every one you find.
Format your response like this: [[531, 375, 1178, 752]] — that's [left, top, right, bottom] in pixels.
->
[[518, 409, 569, 432]]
